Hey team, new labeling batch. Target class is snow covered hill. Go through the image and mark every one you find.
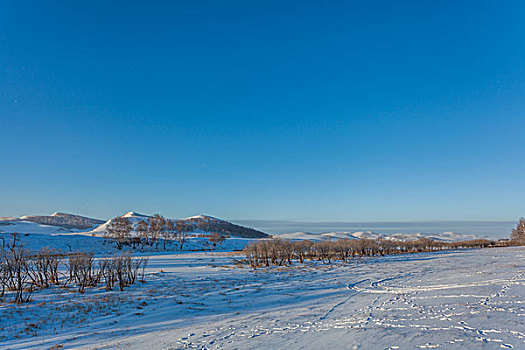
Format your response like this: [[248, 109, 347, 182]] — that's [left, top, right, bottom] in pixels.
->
[[90, 212, 269, 239], [19, 212, 105, 229], [0, 211, 268, 239], [0, 212, 103, 235]]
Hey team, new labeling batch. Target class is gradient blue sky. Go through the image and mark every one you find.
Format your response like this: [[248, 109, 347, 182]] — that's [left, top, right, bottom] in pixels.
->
[[1, 1, 525, 221]]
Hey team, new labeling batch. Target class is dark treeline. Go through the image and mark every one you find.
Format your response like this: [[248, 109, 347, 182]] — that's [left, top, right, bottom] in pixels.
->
[[0, 234, 148, 304], [243, 237, 515, 268]]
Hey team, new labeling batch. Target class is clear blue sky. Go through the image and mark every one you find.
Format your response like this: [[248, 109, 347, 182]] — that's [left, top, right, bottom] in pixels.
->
[[1, 1, 524, 221]]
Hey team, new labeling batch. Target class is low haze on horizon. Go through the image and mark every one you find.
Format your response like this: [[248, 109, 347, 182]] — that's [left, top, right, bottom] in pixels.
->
[[2, 1, 525, 222]]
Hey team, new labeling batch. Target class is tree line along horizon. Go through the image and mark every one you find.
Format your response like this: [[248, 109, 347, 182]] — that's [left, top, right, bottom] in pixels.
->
[[241, 217, 525, 268]]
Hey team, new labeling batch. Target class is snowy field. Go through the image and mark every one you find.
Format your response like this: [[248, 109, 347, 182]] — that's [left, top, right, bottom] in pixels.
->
[[2, 246, 524, 349]]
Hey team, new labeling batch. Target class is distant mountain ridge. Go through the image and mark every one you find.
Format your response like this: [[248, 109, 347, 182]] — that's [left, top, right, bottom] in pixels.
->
[[275, 230, 479, 242], [0, 211, 270, 238], [18, 212, 105, 230]]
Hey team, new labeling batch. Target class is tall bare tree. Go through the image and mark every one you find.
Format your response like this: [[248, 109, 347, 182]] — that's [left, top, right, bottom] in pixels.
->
[[148, 214, 166, 249], [106, 217, 132, 250], [175, 222, 191, 250], [511, 217, 525, 245], [164, 219, 175, 250], [137, 220, 149, 246]]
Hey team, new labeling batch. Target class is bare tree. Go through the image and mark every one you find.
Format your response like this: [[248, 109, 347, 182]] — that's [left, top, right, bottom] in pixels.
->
[[510, 217, 525, 245], [106, 217, 133, 250], [148, 214, 166, 249], [175, 222, 191, 250], [163, 219, 175, 250], [0, 243, 7, 299], [28, 248, 54, 288], [67, 252, 97, 293], [4, 234, 33, 303], [100, 256, 117, 290], [99, 253, 148, 290], [139, 256, 148, 282], [137, 220, 149, 247]]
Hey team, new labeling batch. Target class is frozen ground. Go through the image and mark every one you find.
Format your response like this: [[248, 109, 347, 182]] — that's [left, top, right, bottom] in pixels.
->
[[0, 232, 255, 254], [2, 247, 524, 349]]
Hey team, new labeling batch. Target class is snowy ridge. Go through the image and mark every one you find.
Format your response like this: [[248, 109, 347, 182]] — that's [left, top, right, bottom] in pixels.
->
[[121, 211, 150, 219], [18, 212, 104, 230]]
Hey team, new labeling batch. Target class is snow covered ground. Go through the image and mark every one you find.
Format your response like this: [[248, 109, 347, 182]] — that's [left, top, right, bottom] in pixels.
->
[[0, 232, 254, 254], [2, 246, 524, 349], [0, 220, 86, 235]]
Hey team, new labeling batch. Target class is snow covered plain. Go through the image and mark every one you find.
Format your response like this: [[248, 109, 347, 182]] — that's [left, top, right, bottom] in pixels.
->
[[2, 246, 524, 349]]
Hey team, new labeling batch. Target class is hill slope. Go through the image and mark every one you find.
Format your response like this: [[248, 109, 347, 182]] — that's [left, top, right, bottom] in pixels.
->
[[91, 212, 269, 239], [19, 212, 105, 230]]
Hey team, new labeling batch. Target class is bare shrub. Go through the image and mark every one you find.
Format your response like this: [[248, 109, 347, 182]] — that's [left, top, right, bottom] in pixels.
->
[[99, 253, 148, 291], [139, 257, 148, 283], [1, 237, 148, 303], [67, 252, 98, 293], [27, 248, 63, 288], [2, 234, 34, 303], [0, 242, 7, 300], [99, 256, 117, 290]]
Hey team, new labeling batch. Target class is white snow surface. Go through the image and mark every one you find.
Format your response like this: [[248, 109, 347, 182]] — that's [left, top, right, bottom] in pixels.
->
[[0, 220, 85, 235], [1, 247, 524, 349], [0, 232, 255, 254]]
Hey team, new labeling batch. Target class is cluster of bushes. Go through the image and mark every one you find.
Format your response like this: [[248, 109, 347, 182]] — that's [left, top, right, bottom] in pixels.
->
[[0, 234, 148, 304], [243, 237, 511, 268], [67, 251, 147, 293]]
